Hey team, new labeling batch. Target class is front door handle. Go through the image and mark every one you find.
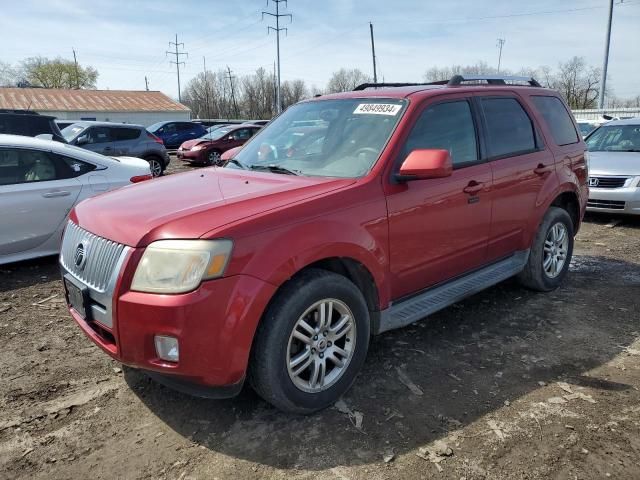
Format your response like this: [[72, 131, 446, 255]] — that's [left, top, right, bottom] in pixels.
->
[[534, 163, 553, 175], [42, 190, 71, 198], [463, 181, 484, 195]]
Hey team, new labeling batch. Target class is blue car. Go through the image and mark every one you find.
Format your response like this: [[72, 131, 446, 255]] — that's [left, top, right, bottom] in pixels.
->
[[147, 121, 207, 149]]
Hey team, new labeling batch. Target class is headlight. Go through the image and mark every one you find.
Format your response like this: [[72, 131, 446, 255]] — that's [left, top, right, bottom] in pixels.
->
[[634, 176, 640, 188], [584, 151, 590, 171], [131, 240, 233, 293], [192, 144, 204, 151]]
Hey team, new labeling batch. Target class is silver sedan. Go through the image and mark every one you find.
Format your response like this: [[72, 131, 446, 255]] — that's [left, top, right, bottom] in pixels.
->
[[585, 118, 640, 215], [0, 134, 151, 265]]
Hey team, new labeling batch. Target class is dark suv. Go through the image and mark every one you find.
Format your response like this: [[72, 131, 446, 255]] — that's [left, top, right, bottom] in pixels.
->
[[147, 121, 207, 149], [61, 122, 170, 177], [0, 109, 66, 142]]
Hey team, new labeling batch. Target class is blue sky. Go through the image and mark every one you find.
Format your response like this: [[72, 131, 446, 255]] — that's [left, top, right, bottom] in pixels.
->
[[2, 0, 639, 98]]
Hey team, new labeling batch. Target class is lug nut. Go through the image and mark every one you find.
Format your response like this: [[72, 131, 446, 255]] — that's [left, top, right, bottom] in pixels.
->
[[323, 331, 328, 336], [327, 341, 332, 347], [311, 348, 316, 353], [313, 335, 318, 340], [319, 353, 324, 358]]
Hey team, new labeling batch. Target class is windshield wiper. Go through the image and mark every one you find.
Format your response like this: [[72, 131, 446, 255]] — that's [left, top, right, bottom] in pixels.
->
[[249, 164, 300, 175], [225, 158, 246, 169]]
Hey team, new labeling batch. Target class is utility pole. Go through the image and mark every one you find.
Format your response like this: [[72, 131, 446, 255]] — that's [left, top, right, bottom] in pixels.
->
[[226, 66, 239, 118], [496, 38, 506, 72], [203, 57, 211, 118], [72, 48, 80, 89], [144, 76, 149, 91], [369, 22, 378, 84], [262, 0, 292, 114], [599, 0, 614, 109], [166, 34, 187, 102]]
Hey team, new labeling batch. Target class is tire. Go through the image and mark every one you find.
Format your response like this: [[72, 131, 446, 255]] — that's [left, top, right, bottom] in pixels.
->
[[517, 206, 574, 292], [145, 156, 164, 177], [206, 150, 221, 166], [249, 269, 370, 414]]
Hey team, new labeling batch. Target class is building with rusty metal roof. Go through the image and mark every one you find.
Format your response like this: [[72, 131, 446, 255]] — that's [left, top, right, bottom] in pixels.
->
[[0, 88, 191, 126]]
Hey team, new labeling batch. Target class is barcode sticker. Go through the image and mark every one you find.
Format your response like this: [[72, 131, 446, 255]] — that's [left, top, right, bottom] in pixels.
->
[[353, 103, 402, 116]]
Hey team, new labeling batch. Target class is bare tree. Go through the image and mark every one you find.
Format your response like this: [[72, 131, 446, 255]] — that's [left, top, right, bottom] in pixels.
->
[[281, 79, 309, 109], [326, 68, 371, 93], [0, 61, 20, 87], [551, 57, 601, 109], [424, 61, 502, 82]]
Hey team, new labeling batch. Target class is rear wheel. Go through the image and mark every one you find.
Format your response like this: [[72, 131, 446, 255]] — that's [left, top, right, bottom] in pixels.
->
[[144, 156, 164, 177], [518, 207, 574, 291], [249, 269, 370, 414]]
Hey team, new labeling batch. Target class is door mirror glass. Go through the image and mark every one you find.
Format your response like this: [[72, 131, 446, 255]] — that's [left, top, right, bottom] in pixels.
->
[[76, 135, 88, 145], [397, 149, 453, 181]]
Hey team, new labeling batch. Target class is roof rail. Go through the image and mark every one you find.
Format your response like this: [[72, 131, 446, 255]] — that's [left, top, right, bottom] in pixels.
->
[[353, 81, 447, 91], [447, 75, 542, 87]]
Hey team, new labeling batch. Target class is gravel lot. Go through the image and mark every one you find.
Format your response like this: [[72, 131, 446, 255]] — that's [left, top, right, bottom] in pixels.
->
[[1, 159, 639, 479]]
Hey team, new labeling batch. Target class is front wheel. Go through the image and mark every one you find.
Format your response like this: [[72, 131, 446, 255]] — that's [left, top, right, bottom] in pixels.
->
[[206, 150, 221, 166], [249, 269, 370, 414], [518, 206, 574, 291]]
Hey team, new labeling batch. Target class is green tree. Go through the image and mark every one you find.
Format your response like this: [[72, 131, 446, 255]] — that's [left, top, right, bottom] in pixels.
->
[[22, 56, 98, 89]]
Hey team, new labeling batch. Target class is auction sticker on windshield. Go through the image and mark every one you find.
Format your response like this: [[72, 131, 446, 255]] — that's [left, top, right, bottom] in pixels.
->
[[353, 103, 402, 115]]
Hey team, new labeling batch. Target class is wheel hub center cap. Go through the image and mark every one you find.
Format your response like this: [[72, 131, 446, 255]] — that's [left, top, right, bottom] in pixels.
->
[[316, 338, 328, 351]]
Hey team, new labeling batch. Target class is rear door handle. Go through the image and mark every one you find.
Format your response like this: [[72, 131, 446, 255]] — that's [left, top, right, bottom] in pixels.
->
[[463, 181, 484, 195], [42, 190, 71, 198], [534, 163, 553, 175]]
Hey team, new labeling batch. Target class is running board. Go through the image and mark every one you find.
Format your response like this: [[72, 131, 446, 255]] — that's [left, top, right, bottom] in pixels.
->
[[377, 250, 529, 334]]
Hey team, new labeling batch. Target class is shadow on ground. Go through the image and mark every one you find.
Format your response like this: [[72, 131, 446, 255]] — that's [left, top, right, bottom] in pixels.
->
[[125, 254, 640, 470], [0, 255, 59, 292]]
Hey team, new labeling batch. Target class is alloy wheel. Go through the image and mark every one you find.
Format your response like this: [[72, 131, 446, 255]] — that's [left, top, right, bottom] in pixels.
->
[[543, 222, 569, 278]]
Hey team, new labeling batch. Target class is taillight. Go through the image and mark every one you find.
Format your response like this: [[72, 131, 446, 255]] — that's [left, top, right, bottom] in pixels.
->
[[147, 131, 164, 145], [130, 174, 153, 183]]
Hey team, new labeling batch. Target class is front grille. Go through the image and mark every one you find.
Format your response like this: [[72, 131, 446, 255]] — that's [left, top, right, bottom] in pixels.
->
[[60, 221, 126, 292], [587, 199, 626, 210], [589, 176, 629, 189]]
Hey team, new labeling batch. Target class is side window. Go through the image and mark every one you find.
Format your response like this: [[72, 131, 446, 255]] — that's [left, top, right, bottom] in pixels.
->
[[57, 155, 96, 177], [236, 128, 252, 140], [178, 123, 194, 132], [481, 97, 536, 157], [111, 127, 141, 141], [0, 148, 59, 185], [161, 123, 176, 134], [86, 127, 111, 144], [403, 100, 478, 167], [531, 96, 579, 146]]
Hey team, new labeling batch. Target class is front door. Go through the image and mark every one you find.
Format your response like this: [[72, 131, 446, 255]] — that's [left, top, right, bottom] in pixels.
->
[[386, 98, 492, 299]]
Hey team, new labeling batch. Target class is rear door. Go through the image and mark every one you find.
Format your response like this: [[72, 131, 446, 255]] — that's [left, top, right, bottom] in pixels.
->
[[0, 147, 82, 256], [386, 96, 493, 298], [476, 94, 552, 261], [81, 126, 113, 155], [109, 127, 141, 156]]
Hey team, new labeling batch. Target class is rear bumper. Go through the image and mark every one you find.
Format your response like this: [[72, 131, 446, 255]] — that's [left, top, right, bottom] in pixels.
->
[[587, 186, 640, 215], [67, 270, 277, 392]]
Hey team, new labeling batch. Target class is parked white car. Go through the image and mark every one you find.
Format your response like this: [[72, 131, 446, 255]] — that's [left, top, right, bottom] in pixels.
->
[[0, 134, 151, 264], [585, 118, 640, 215]]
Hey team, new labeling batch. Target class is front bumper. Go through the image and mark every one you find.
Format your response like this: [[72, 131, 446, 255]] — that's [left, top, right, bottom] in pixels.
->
[[64, 252, 277, 393], [587, 186, 640, 215], [176, 149, 206, 163]]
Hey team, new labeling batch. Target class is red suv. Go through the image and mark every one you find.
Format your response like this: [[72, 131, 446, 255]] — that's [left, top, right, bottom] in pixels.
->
[[176, 125, 261, 165], [60, 75, 588, 413]]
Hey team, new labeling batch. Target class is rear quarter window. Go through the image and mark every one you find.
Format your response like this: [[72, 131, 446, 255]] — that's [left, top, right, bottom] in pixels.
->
[[531, 96, 579, 146]]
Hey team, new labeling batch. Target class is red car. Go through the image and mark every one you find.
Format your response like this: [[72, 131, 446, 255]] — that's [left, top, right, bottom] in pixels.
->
[[61, 75, 588, 413], [176, 125, 261, 165]]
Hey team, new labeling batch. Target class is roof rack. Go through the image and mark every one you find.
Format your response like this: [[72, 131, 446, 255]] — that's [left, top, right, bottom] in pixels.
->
[[448, 75, 541, 87], [353, 75, 542, 91]]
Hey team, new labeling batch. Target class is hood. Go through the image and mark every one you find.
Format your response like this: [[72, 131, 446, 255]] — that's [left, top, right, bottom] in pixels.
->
[[589, 151, 640, 176], [72, 168, 354, 247], [180, 138, 213, 150]]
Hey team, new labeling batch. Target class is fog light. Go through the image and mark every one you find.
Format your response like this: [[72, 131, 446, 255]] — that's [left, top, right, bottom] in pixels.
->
[[155, 335, 179, 362]]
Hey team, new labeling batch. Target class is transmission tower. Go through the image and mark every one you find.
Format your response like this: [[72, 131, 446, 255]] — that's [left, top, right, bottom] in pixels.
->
[[166, 34, 188, 102], [262, 0, 292, 114]]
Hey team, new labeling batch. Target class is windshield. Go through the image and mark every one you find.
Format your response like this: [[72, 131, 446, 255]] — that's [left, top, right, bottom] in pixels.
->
[[578, 122, 597, 137], [199, 127, 232, 141], [61, 124, 86, 141], [227, 99, 406, 178], [147, 122, 165, 133], [586, 124, 640, 152]]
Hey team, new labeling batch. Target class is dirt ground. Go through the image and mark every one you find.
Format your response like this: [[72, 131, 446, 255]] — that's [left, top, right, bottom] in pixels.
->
[[1, 159, 639, 479]]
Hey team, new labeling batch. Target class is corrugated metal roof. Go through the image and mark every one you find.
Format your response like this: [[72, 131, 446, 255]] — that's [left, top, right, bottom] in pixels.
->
[[0, 88, 190, 113]]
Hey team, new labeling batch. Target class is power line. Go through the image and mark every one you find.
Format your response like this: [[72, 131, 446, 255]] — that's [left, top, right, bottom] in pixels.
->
[[262, 0, 292, 114], [166, 34, 188, 102]]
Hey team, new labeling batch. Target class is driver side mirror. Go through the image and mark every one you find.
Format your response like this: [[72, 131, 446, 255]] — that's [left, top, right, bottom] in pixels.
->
[[396, 149, 453, 182], [76, 135, 88, 145]]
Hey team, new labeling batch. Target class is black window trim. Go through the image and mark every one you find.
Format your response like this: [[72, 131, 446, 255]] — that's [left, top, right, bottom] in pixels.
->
[[530, 94, 580, 147], [392, 96, 485, 178], [475, 94, 546, 162]]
